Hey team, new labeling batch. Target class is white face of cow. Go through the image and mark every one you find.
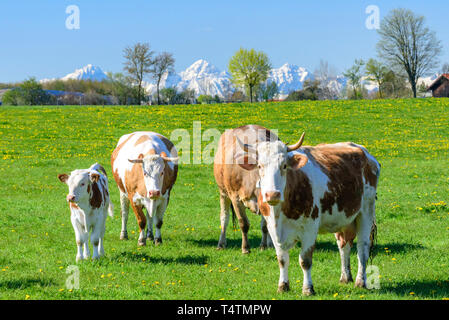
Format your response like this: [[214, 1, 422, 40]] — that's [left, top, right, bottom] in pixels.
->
[[236, 133, 308, 206], [58, 170, 100, 203], [256, 141, 289, 205], [128, 154, 178, 200]]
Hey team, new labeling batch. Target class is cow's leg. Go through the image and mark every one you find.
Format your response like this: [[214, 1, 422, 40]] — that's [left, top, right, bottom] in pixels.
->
[[299, 232, 317, 296], [275, 247, 290, 292], [231, 199, 251, 254], [130, 201, 147, 246], [153, 198, 167, 245], [71, 214, 85, 262], [90, 220, 102, 260], [217, 194, 231, 250], [355, 203, 375, 288], [146, 207, 154, 241], [260, 217, 273, 250], [98, 211, 107, 257], [119, 191, 130, 240], [335, 225, 356, 284]]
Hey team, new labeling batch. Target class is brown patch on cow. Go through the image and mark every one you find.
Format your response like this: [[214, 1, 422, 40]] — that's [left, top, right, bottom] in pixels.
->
[[335, 223, 356, 248], [300, 245, 315, 270], [257, 191, 270, 217], [129, 197, 146, 230], [111, 133, 136, 193], [90, 182, 103, 208], [124, 162, 147, 197], [277, 257, 285, 268], [311, 205, 319, 220], [69, 202, 79, 210], [307, 146, 366, 217], [113, 169, 125, 193], [58, 173, 69, 183], [134, 135, 151, 146], [281, 170, 314, 220], [87, 184, 91, 193], [95, 164, 108, 177], [364, 165, 378, 188], [156, 134, 176, 155], [145, 149, 156, 156]]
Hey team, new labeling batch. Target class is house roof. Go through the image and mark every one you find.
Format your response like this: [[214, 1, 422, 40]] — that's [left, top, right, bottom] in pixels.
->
[[427, 74, 449, 91]]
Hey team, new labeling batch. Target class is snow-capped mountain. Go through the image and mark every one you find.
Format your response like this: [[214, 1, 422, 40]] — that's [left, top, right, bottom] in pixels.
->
[[40, 64, 108, 83], [267, 63, 314, 96], [61, 64, 108, 81], [144, 59, 233, 99], [144, 60, 318, 99]]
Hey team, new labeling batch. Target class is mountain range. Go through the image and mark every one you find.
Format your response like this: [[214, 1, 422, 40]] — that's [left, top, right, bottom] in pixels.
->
[[40, 60, 440, 99]]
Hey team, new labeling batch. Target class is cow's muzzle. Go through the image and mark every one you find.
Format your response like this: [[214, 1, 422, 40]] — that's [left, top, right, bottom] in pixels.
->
[[265, 191, 281, 205], [148, 190, 161, 200], [66, 194, 76, 202]]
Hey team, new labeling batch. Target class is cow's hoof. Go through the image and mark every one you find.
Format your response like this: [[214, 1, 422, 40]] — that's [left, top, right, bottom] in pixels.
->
[[340, 274, 353, 284], [259, 244, 267, 251], [355, 279, 366, 288], [277, 282, 290, 293], [216, 245, 225, 250], [154, 238, 162, 246], [138, 239, 146, 246], [120, 231, 128, 240], [147, 235, 154, 241], [242, 248, 251, 254], [302, 286, 315, 296]]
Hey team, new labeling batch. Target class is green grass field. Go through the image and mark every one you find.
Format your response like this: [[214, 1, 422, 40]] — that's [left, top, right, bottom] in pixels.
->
[[1, 99, 449, 300]]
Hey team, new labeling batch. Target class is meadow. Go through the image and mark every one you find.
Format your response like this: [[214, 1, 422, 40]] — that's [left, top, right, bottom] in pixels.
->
[[0, 99, 448, 300]]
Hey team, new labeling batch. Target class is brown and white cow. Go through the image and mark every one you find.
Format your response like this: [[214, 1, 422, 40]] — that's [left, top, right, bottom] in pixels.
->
[[111, 132, 178, 246], [236, 136, 380, 295], [213, 125, 280, 253], [58, 163, 114, 261]]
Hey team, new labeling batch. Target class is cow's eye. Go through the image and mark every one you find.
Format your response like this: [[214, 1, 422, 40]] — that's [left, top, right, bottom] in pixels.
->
[[282, 164, 287, 170], [81, 183, 85, 186], [161, 171, 164, 176]]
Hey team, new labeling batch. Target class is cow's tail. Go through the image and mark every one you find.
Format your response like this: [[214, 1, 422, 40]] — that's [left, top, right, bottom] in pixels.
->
[[230, 203, 237, 231], [369, 216, 378, 263], [108, 201, 114, 217]]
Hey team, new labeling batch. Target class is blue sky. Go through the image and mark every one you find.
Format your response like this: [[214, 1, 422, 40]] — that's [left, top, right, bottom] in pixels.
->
[[1, 0, 448, 82]]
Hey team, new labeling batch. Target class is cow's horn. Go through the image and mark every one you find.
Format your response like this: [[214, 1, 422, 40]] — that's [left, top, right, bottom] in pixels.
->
[[235, 135, 255, 153], [287, 132, 305, 152]]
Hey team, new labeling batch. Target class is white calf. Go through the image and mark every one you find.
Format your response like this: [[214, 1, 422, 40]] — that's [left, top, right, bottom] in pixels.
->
[[58, 163, 113, 261]]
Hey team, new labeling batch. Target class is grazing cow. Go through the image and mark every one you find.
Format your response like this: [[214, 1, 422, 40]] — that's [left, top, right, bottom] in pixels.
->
[[111, 132, 178, 246], [236, 135, 380, 295], [214, 125, 278, 253], [58, 163, 113, 261]]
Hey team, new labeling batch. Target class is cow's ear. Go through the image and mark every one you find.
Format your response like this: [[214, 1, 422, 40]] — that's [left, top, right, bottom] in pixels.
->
[[288, 154, 308, 170], [235, 155, 257, 171], [58, 173, 69, 184], [90, 172, 100, 183], [128, 153, 145, 164]]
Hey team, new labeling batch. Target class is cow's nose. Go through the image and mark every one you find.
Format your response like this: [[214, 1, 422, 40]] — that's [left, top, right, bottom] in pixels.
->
[[67, 195, 76, 202], [265, 191, 281, 205], [148, 190, 161, 199]]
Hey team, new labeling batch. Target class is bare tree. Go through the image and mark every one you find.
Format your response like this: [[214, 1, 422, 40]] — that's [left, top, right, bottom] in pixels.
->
[[151, 52, 175, 105], [441, 63, 449, 74], [377, 8, 442, 98], [123, 42, 154, 104], [313, 59, 339, 100]]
